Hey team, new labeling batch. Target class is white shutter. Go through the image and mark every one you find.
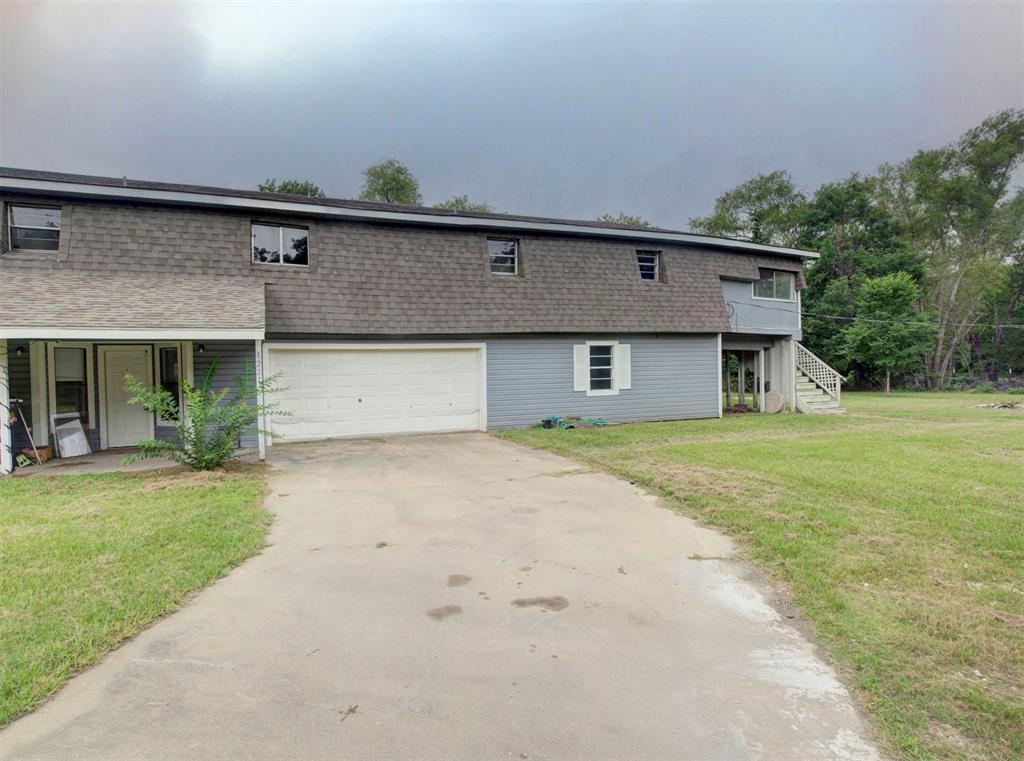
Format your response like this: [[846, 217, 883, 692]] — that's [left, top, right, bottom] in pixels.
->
[[615, 344, 632, 390], [573, 344, 589, 391]]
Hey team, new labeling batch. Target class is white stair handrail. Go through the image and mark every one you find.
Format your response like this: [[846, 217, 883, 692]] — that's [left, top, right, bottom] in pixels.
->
[[794, 342, 843, 402]]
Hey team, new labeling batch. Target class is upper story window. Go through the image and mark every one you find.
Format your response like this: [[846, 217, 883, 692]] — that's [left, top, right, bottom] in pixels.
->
[[8, 205, 61, 251], [752, 270, 796, 301], [252, 223, 309, 266], [636, 250, 660, 281], [488, 239, 518, 275]]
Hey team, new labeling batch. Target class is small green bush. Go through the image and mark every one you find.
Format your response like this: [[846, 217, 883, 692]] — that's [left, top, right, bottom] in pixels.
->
[[969, 381, 996, 393], [123, 359, 287, 470]]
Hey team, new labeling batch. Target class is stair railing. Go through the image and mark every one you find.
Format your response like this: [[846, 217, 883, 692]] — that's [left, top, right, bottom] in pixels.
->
[[794, 342, 843, 403]]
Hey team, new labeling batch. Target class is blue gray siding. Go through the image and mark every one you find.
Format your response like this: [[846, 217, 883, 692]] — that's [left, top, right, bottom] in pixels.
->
[[192, 341, 258, 448], [721, 279, 801, 339], [486, 335, 719, 428], [6, 342, 32, 453]]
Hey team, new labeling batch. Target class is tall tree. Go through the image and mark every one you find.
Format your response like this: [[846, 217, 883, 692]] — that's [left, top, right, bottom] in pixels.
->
[[875, 109, 1024, 387], [359, 159, 422, 205], [797, 174, 923, 376], [844, 273, 935, 392], [689, 170, 805, 245], [599, 212, 652, 228], [258, 178, 325, 197], [436, 195, 493, 213]]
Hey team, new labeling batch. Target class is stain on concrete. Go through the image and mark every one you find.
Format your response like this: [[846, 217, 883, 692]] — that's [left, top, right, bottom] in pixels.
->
[[511, 596, 569, 612], [446, 574, 472, 587], [426, 605, 463, 621], [511, 507, 538, 514], [518, 566, 532, 572]]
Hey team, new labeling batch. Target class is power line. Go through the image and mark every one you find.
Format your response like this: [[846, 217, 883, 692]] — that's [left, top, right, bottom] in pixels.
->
[[801, 311, 1024, 330]]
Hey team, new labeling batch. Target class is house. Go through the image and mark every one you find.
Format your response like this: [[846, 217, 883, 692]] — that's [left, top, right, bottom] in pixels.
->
[[0, 167, 843, 474]]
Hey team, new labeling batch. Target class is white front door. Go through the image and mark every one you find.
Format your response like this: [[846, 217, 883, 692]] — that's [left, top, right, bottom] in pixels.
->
[[102, 347, 154, 448]]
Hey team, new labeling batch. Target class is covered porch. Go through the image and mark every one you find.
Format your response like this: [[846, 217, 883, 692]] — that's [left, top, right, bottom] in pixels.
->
[[1, 273, 266, 475], [720, 335, 797, 414]]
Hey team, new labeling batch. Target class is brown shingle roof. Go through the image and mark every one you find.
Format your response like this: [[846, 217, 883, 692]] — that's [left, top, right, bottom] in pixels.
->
[[8, 273, 264, 331]]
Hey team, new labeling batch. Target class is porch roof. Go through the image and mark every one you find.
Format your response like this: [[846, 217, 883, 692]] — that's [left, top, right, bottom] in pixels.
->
[[0, 273, 265, 339]]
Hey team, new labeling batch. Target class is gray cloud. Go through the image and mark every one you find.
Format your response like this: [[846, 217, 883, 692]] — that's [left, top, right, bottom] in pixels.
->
[[2, 1, 1021, 228]]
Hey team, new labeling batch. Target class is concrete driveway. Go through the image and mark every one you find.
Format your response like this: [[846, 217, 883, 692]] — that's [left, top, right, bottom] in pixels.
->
[[2, 434, 879, 761]]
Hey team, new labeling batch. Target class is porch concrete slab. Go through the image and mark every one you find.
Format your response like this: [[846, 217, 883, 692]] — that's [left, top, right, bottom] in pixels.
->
[[1, 434, 880, 760]]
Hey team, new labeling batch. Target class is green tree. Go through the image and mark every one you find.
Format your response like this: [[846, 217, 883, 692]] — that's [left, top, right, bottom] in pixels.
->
[[689, 170, 806, 245], [359, 159, 423, 205], [875, 109, 1024, 386], [436, 195, 493, 213], [598, 212, 652, 228], [258, 178, 325, 197], [797, 174, 923, 377], [844, 273, 935, 393], [124, 360, 287, 470]]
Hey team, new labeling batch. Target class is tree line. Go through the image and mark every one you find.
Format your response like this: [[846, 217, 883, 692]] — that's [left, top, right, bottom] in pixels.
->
[[258, 109, 1022, 391]]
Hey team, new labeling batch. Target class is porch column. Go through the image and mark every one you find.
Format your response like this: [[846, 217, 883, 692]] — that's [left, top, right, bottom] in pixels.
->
[[716, 334, 723, 418], [255, 339, 266, 461], [759, 349, 766, 412], [1, 343, 11, 475], [738, 354, 746, 406]]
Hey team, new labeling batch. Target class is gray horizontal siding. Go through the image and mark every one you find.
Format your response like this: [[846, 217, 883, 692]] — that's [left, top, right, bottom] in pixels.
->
[[486, 335, 719, 428], [192, 341, 258, 448], [6, 342, 32, 454], [721, 279, 801, 339]]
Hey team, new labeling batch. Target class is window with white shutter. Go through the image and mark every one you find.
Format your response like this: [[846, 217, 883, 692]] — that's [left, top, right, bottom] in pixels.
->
[[573, 341, 632, 396]]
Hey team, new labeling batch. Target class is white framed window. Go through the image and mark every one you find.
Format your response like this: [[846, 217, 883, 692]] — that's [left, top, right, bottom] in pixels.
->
[[636, 250, 660, 281], [752, 270, 795, 302], [488, 238, 518, 275], [252, 223, 309, 266], [573, 341, 632, 396], [8, 204, 61, 251], [47, 342, 95, 429], [154, 342, 183, 426]]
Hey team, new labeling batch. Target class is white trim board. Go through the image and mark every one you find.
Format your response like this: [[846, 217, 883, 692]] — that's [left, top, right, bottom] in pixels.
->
[[1, 176, 819, 260], [0, 327, 264, 340]]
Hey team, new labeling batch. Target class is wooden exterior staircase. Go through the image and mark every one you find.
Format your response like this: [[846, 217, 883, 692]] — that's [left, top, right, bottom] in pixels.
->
[[794, 342, 845, 415]]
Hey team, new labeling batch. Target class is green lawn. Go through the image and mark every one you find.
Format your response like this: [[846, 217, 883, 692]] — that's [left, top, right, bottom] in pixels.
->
[[0, 466, 270, 727], [498, 393, 1024, 761]]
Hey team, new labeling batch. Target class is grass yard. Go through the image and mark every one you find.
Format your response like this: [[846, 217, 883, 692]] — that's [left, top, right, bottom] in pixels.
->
[[498, 392, 1024, 761], [0, 466, 270, 727]]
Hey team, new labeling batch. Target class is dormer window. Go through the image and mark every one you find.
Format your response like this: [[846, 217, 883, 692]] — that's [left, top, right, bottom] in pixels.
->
[[752, 270, 795, 301], [8, 205, 61, 251], [252, 223, 309, 266], [488, 239, 518, 275], [636, 250, 660, 281]]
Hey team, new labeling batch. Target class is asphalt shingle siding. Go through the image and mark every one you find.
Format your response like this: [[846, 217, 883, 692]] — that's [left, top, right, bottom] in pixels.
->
[[0, 196, 804, 336]]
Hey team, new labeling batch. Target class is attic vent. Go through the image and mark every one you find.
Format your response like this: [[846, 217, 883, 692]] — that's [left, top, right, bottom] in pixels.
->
[[636, 250, 660, 281]]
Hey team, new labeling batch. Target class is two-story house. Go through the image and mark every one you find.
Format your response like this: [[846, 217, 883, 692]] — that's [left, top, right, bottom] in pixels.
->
[[0, 168, 843, 474]]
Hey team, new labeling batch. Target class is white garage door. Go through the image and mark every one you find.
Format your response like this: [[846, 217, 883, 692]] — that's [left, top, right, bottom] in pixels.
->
[[265, 345, 485, 441]]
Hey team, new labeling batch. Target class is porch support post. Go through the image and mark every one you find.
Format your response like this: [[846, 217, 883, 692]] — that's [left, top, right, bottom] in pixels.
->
[[255, 339, 266, 461], [30, 341, 49, 445], [716, 334, 723, 418], [1, 342, 11, 475], [759, 349, 766, 413], [738, 354, 746, 407]]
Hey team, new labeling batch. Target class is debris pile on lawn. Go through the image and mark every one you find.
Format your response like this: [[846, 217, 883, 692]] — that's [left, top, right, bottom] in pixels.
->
[[974, 401, 1024, 409], [541, 416, 609, 429]]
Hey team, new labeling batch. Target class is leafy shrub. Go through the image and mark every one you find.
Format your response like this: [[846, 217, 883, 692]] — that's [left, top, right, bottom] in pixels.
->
[[969, 382, 996, 394], [1007, 387, 1024, 395], [123, 359, 287, 470]]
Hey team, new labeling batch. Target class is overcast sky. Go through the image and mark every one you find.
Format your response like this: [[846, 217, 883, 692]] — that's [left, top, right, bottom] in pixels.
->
[[1, 1, 1021, 228]]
